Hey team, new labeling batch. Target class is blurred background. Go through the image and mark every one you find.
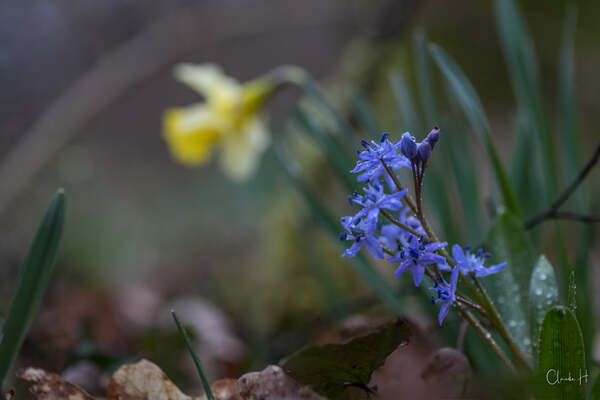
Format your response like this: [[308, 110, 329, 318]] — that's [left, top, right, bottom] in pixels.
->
[[1, 0, 599, 397]]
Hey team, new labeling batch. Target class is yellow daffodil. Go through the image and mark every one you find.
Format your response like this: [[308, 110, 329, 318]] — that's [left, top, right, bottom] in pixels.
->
[[163, 64, 275, 181]]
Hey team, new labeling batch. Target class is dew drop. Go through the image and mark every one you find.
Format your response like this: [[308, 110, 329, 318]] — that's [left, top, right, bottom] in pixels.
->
[[535, 288, 543, 296], [508, 320, 517, 328], [524, 338, 531, 346], [540, 273, 547, 281]]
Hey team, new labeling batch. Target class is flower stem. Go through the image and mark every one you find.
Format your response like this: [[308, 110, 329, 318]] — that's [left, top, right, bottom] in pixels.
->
[[380, 159, 417, 214], [470, 276, 533, 370], [457, 304, 516, 372], [380, 209, 425, 238]]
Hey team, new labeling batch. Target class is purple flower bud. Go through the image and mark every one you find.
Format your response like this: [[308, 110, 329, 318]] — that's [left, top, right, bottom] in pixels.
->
[[380, 132, 390, 143], [417, 141, 431, 163], [425, 126, 440, 150], [400, 132, 418, 160]]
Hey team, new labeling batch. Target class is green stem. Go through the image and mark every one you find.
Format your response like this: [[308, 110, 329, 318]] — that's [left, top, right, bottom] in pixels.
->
[[380, 159, 417, 213], [380, 209, 425, 238], [457, 304, 516, 372], [470, 276, 533, 370]]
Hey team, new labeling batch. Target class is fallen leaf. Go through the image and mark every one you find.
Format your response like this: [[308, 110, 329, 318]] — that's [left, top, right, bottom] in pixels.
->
[[420, 347, 471, 397], [281, 319, 410, 400], [106, 359, 201, 400], [17, 367, 100, 400], [238, 365, 323, 400], [200, 366, 323, 400]]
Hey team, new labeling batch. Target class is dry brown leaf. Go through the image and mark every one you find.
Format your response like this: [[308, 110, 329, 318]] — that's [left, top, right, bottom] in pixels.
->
[[19, 359, 322, 400], [199, 366, 323, 400], [106, 359, 202, 400], [420, 347, 471, 397], [17, 367, 101, 400]]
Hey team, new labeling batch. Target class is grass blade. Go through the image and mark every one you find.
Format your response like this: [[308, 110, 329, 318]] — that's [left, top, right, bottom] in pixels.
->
[[440, 80, 483, 243], [274, 143, 404, 315], [0, 189, 65, 386], [171, 310, 215, 400], [429, 44, 521, 217], [558, 5, 581, 197], [279, 66, 357, 141], [350, 91, 381, 139], [293, 107, 357, 192], [484, 209, 536, 353], [495, 0, 557, 200], [413, 28, 438, 126], [389, 70, 420, 134]]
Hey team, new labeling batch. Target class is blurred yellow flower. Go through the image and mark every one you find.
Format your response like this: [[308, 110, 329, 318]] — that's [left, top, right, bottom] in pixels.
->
[[163, 64, 275, 181]]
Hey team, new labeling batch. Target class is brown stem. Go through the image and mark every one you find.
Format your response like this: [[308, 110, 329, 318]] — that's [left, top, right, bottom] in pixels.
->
[[525, 142, 600, 229]]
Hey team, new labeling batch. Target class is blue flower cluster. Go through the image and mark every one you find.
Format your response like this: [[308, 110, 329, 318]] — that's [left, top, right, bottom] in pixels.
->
[[340, 130, 506, 326]]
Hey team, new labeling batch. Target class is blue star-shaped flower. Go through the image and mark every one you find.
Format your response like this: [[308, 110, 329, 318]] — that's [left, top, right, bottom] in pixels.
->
[[380, 207, 426, 250], [347, 182, 407, 235], [431, 265, 459, 326], [350, 133, 410, 183], [388, 235, 447, 287], [449, 245, 506, 278], [340, 216, 384, 259]]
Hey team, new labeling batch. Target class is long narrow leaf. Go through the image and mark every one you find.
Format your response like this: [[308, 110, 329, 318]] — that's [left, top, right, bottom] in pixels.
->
[[0, 189, 65, 385], [293, 107, 357, 192], [389, 70, 420, 134], [440, 80, 482, 243], [350, 92, 381, 139], [558, 5, 581, 198], [171, 311, 215, 400], [495, 0, 557, 200], [430, 44, 521, 216], [413, 28, 438, 126]]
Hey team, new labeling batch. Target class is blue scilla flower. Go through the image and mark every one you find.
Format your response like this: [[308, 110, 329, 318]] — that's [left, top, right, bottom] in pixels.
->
[[380, 208, 426, 250], [431, 266, 459, 326], [388, 235, 447, 287], [348, 181, 407, 234], [340, 216, 384, 259], [350, 133, 410, 183], [449, 244, 506, 278], [424, 126, 440, 150], [400, 132, 418, 160]]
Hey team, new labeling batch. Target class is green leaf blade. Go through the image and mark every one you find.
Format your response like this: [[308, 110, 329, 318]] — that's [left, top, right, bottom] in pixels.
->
[[389, 70, 420, 135], [494, 0, 557, 199], [171, 310, 215, 400], [0, 190, 65, 386], [484, 209, 536, 353], [429, 44, 521, 216], [537, 306, 586, 400], [350, 92, 381, 140], [528, 254, 559, 361]]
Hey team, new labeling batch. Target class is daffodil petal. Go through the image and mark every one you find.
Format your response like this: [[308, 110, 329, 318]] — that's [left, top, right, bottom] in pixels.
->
[[173, 63, 240, 101], [163, 104, 222, 166], [219, 116, 270, 180]]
